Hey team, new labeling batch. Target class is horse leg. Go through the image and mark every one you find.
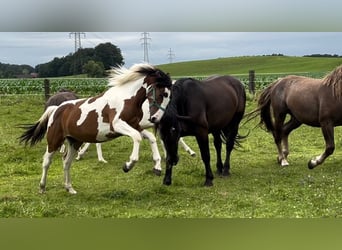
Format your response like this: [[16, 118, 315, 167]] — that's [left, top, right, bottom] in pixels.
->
[[273, 112, 287, 166], [212, 132, 223, 175], [95, 143, 107, 163], [281, 117, 301, 165], [39, 147, 56, 193], [195, 132, 214, 187], [113, 121, 142, 172], [163, 160, 174, 186], [141, 129, 162, 176], [222, 118, 241, 177], [308, 122, 335, 169], [179, 138, 196, 157], [63, 140, 82, 194], [75, 142, 90, 160]]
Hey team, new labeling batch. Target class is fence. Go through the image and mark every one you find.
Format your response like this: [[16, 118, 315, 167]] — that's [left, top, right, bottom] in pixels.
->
[[0, 71, 327, 97]]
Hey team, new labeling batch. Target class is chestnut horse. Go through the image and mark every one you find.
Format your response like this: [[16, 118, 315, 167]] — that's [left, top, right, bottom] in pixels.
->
[[253, 64, 342, 169], [147, 76, 246, 186], [19, 63, 172, 194]]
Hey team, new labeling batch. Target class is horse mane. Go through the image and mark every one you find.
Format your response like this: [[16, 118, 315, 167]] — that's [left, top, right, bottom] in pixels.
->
[[322, 64, 342, 99], [107, 63, 157, 87]]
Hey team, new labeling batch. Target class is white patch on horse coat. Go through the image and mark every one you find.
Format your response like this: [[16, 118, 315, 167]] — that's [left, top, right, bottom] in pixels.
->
[[150, 87, 171, 123]]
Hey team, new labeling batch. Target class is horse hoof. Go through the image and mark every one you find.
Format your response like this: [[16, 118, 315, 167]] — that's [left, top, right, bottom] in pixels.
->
[[281, 159, 289, 167], [308, 160, 316, 169], [204, 180, 213, 187], [39, 184, 46, 194], [66, 187, 77, 194], [122, 164, 130, 173], [190, 152, 196, 157], [222, 170, 230, 177], [163, 179, 171, 186], [153, 168, 162, 176]]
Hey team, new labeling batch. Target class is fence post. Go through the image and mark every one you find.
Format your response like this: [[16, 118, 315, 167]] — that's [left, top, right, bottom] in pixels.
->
[[248, 70, 255, 94], [44, 79, 50, 101]]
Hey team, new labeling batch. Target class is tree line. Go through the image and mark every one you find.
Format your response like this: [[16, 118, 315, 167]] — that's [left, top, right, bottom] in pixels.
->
[[0, 63, 34, 78], [0, 42, 124, 79], [35, 42, 124, 77]]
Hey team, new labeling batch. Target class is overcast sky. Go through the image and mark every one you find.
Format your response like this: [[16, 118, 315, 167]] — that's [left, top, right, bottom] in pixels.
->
[[1, 32, 342, 68]]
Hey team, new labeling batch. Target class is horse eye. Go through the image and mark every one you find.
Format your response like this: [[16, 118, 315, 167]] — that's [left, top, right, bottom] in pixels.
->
[[163, 92, 169, 98]]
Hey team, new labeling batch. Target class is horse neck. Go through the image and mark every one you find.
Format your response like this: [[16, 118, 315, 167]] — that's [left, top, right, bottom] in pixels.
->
[[109, 78, 147, 106]]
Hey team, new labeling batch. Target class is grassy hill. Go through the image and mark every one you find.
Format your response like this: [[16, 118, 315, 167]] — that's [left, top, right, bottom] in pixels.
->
[[157, 56, 342, 77]]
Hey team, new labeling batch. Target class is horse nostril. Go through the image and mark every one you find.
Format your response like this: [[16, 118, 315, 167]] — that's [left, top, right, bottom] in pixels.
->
[[150, 117, 156, 123]]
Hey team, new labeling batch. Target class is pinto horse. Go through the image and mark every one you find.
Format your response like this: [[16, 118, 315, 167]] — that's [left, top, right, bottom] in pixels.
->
[[19, 63, 172, 194], [46, 89, 195, 163], [252, 65, 342, 169], [148, 76, 246, 186], [45, 89, 107, 163]]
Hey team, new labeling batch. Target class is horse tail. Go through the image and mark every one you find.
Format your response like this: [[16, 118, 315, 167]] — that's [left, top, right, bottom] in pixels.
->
[[257, 83, 275, 132], [243, 81, 276, 132], [18, 105, 57, 146]]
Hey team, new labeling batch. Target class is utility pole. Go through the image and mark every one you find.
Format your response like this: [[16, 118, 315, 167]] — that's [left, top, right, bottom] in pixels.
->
[[69, 32, 86, 53], [167, 48, 175, 63], [140, 32, 151, 63]]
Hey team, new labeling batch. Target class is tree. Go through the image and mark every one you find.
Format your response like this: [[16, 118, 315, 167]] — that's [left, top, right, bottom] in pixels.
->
[[94, 43, 124, 69], [35, 42, 124, 77], [82, 60, 105, 78]]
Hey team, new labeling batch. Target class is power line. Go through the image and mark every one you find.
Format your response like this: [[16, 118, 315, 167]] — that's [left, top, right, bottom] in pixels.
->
[[167, 48, 175, 63], [69, 32, 86, 53], [140, 32, 151, 63]]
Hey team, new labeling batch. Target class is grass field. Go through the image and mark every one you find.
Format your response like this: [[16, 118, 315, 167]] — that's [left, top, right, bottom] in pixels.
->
[[1, 94, 342, 218], [158, 55, 342, 76]]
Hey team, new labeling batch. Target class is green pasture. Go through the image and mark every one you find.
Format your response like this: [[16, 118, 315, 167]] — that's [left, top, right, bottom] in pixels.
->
[[158, 55, 342, 76], [1, 95, 342, 218]]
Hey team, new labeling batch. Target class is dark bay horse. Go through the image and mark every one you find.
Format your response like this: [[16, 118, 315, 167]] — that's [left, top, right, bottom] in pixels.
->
[[45, 89, 107, 163], [253, 65, 342, 169], [148, 76, 246, 186], [19, 63, 172, 194]]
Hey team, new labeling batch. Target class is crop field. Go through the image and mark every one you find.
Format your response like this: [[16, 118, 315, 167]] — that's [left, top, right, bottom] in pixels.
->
[[0, 71, 327, 96], [1, 88, 342, 218]]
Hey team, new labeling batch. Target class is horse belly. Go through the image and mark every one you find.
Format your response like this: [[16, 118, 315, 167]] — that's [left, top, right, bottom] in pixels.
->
[[96, 123, 115, 141], [288, 102, 320, 126]]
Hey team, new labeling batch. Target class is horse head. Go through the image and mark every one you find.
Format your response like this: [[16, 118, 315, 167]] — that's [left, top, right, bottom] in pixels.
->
[[146, 74, 172, 123]]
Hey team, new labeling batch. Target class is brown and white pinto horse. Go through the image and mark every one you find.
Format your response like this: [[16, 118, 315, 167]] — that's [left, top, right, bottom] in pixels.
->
[[45, 89, 107, 163], [19, 63, 172, 194]]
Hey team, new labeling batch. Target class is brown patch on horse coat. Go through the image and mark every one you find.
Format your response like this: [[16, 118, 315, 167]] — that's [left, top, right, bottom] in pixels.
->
[[118, 87, 145, 132], [101, 104, 118, 139]]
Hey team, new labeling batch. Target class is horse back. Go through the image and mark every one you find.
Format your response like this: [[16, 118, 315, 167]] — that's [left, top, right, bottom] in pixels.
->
[[178, 76, 246, 130]]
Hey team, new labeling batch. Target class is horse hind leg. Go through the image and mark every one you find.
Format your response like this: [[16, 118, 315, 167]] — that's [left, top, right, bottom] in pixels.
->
[[63, 139, 82, 194], [281, 116, 302, 166], [39, 148, 56, 193], [308, 122, 335, 169], [95, 143, 107, 163], [272, 112, 289, 167], [75, 142, 90, 160], [179, 138, 196, 157], [212, 132, 223, 175]]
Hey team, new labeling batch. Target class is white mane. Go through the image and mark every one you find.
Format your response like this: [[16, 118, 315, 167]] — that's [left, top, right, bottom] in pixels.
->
[[107, 63, 156, 87]]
